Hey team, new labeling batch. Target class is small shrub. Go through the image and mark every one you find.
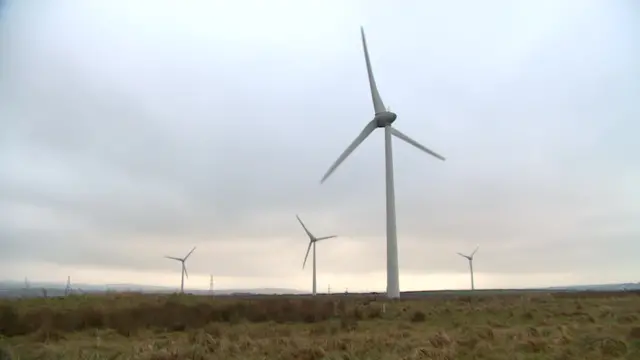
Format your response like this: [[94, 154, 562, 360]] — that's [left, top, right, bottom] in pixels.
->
[[629, 327, 640, 340], [0, 305, 21, 336], [339, 314, 358, 331], [428, 331, 452, 349], [367, 306, 382, 319], [410, 310, 426, 323], [353, 306, 363, 320], [0, 346, 12, 360]]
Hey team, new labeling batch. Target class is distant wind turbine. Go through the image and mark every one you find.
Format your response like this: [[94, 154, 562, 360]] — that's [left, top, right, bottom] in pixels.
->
[[165, 246, 196, 294], [457, 245, 479, 291], [319, 27, 446, 299], [64, 275, 72, 296], [296, 215, 337, 296]]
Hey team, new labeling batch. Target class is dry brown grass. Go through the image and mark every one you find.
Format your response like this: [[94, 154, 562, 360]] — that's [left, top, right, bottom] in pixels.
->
[[1, 291, 640, 359]]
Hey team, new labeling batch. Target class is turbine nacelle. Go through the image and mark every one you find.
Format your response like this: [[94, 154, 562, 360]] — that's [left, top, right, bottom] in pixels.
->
[[374, 111, 397, 127], [296, 214, 338, 270]]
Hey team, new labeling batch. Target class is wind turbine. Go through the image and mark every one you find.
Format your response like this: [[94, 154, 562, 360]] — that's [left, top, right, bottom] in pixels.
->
[[296, 214, 337, 296], [457, 245, 479, 291], [319, 27, 446, 299], [164, 246, 196, 294], [64, 276, 72, 296]]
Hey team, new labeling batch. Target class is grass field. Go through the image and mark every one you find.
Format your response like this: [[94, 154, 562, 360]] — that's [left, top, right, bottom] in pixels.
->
[[1, 291, 639, 359]]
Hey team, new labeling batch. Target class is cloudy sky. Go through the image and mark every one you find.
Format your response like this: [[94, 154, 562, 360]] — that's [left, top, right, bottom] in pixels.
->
[[1, 0, 638, 293]]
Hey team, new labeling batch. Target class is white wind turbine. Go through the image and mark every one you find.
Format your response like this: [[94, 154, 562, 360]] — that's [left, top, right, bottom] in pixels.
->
[[457, 245, 479, 291], [296, 215, 337, 296], [320, 27, 446, 299], [164, 246, 196, 294]]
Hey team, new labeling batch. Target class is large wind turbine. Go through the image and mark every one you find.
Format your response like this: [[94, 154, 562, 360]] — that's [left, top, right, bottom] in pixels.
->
[[319, 27, 446, 299], [457, 245, 479, 291], [165, 246, 196, 294], [296, 215, 337, 296]]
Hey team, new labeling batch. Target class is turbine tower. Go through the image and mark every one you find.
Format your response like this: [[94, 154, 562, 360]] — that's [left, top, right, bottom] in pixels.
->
[[319, 27, 446, 299], [164, 246, 196, 294], [457, 245, 479, 291], [296, 214, 337, 296]]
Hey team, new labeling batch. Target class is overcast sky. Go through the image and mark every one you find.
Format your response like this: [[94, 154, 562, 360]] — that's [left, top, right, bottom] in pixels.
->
[[0, 0, 638, 292]]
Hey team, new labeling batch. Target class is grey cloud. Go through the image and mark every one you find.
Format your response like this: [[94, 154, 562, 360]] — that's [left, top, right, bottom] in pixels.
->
[[1, 0, 639, 287]]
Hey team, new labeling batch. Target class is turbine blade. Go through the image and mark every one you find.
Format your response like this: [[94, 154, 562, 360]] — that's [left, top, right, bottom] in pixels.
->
[[302, 242, 312, 269], [296, 215, 314, 239], [183, 263, 189, 279], [316, 235, 337, 241], [471, 245, 479, 257], [360, 26, 386, 114], [390, 127, 446, 161], [165, 256, 181, 261], [320, 119, 377, 183], [184, 246, 196, 260], [456, 252, 468, 259]]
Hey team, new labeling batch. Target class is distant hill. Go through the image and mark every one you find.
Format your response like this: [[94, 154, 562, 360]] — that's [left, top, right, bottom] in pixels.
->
[[544, 282, 640, 292], [1, 280, 638, 299], [0, 280, 306, 298]]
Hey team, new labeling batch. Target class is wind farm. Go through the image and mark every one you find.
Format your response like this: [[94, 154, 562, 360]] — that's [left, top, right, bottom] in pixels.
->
[[2, 1, 638, 357]]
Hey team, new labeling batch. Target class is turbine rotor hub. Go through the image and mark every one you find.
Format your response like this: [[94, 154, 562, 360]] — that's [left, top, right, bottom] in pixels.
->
[[374, 111, 397, 127]]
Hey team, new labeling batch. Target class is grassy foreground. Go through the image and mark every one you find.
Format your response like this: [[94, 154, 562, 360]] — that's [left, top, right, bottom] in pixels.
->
[[1, 291, 639, 359]]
